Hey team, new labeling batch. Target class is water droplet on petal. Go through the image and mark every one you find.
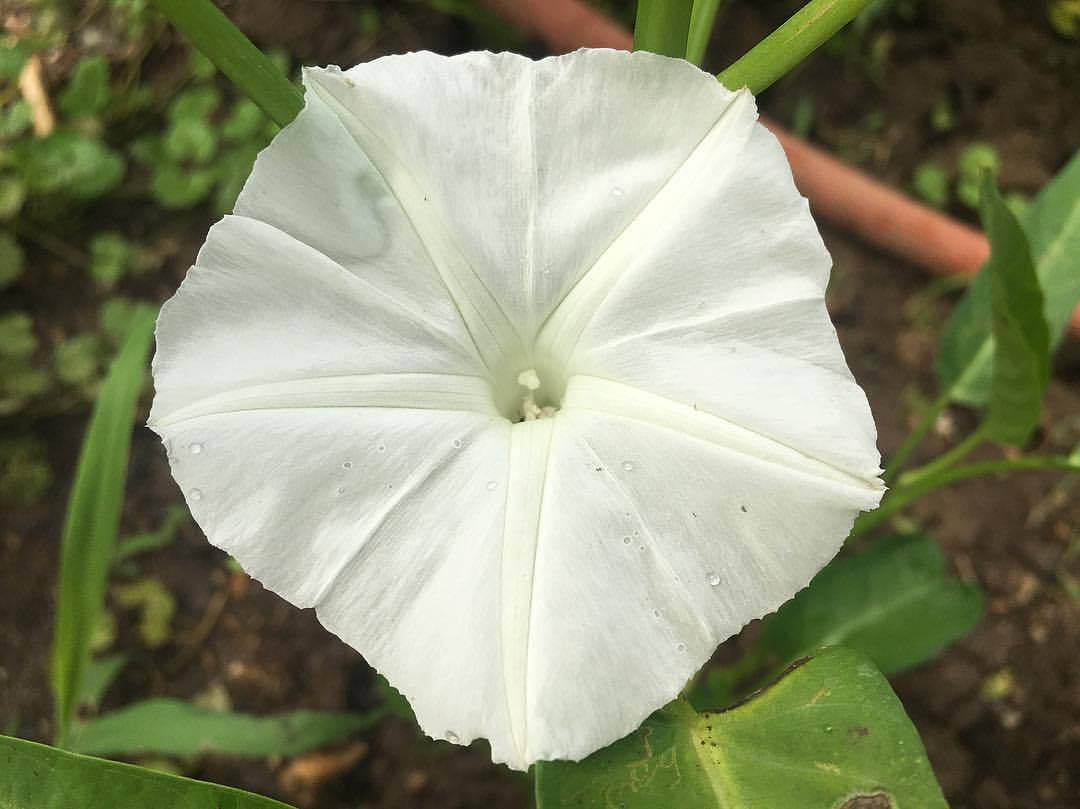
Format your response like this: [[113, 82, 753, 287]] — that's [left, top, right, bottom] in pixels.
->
[[189, 443, 203, 455], [486, 480, 498, 491], [188, 488, 203, 502], [336, 486, 346, 495], [638, 544, 646, 552], [622, 536, 632, 546], [445, 731, 460, 744], [621, 460, 634, 472], [376, 444, 386, 453], [707, 572, 721, 587], [611, 185, 624, 197], [676, 642, 687, 653], [652, 609, 661, 619], [342, 460, 353, 469], [452, 438, 463, 449]]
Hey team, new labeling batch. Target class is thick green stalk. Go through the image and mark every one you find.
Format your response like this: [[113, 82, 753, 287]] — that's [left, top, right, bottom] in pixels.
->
[[634, 0, 694, 58], [718, 0, 874, 93], [149, 0, 303, 127], [851, 455, 1079, 538], [686, 0, 727, 66]]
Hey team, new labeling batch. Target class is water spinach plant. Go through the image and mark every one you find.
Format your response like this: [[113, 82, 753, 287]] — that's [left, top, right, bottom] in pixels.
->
[[3, 1, 1079, 807]]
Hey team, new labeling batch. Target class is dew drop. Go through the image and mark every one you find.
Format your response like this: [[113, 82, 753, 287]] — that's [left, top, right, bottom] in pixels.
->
[[445, 731, 460, 744], [621, 460, 635, 472], [189, 442, 203, 455], [336, 486, 346, 495], [611, 185, 624, 197], [740, 504, 749, 513], [824, 726, 834, 733], [376, 444, 386, 453], [188, 488, 203, 502], [707, 572, 721, 587], [676, 642, 687, 653], [638, 544, 646, 552], [652, 609, 661, 619], [486, 480, 498, 491], [632, 530, 640, 537], [452, 438, 463, 449], [342, 460, 353, 469], [622, 536, 632, 546]]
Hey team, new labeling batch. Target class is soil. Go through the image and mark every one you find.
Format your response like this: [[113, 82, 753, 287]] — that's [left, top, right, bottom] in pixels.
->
[[2, 1, 1078, 807]]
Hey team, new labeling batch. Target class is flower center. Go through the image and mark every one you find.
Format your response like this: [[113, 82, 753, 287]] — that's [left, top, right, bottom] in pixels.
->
[[515, 368, 559, 422]]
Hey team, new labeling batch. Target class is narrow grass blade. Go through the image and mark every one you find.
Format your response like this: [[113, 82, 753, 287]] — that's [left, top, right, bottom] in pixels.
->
[[633, 0, 694, 58], [149, 0, 303, 127], [69, 699, 388, 758], [50, 308, 156, 747]]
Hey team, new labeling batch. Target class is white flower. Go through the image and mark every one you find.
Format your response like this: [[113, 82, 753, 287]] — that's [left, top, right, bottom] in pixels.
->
[[149, 49, 883, 770]]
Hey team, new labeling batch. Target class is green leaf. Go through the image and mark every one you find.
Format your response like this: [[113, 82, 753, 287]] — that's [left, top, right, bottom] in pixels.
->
[[0, 173, 27, 219], [112, 578, 176, 648], [980, 178, 1050, 445], [956, 143, 1001, 210], [163, 117, 218, 164], [0, 312, 37, 360], [221, 98, 267, 143], [0, 434, 52, 506], [100, 298, 159, 346], [212, 142, 261, 215], [116, 504, 189, 561], [78, 654, 128, 712], [15, 132, 125, 199], [89, 233, 137, 289], [168, 86, 223, 123], [937, 152, 1079, 407], [0, 40, 29, 81], [50, 308, 156, 747], [911, 162, 950, 209], [535, 648, 947, 809], [58, 56, 112, 118], [634, 0, 693, 58], [69, 699, 388, 758], [150, 164, 216, 209], [149, 0, 304, 128], [0, 99, 32, 139], [0, 230, 24, 289], [54, 334, 104, 387], [757, 534, 983, 675], [0, 734, 294, 809]]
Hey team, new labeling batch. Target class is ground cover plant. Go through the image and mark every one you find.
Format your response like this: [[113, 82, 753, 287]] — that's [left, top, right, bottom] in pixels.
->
[[1, 1, 1078, 807]]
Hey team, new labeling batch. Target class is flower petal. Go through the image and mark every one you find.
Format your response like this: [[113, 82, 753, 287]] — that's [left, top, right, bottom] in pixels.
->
[[519, 403, 880, 763], [150, 214, 485, 422], [557, 123, 881, 480], [315, 50, 750, 339], [152, 49, 884, 772]]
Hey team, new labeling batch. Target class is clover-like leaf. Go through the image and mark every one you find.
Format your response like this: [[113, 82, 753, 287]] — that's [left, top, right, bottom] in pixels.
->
[[150, 50, 883, 769]]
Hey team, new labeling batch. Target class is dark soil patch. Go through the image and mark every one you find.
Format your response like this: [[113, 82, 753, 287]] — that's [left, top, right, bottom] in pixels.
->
[[2, 1, 1078, 808]]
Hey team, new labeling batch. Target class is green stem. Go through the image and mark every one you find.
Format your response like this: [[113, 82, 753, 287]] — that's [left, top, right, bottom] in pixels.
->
[[686, 0, 727, 67], [634, 0, 694, 58], [717, 0, 874, 93], [882, 389, 952, 484], [148, 0, 303, 127], [899, 424, 988, 487], [852, 455, 1080, 538]]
